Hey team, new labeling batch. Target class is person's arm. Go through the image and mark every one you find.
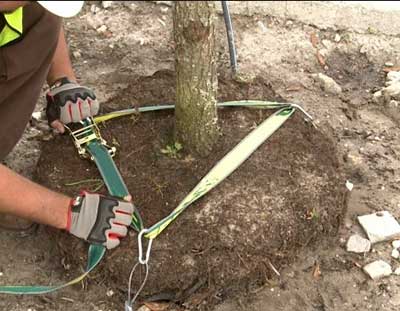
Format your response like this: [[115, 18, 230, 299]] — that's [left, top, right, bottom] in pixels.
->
[[46, 26, 99, 133], [0, 164, 134, 249], [0, 164, 70, 229], [47, 26, 76, 85], [0, 1, 29, 12]]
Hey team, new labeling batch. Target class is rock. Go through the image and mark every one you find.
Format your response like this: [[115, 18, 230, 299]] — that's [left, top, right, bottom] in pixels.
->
[[137, 306, 151, 311], [388, 100, 399, 108], [286, 20, 293, 26], [387, 71, 400, 81], [345, 180, 354, 192], [346, 234, 371, 253], [311, 73, 342, 95], [393, 240, 400, 249], [363, 260, 392, 280], [392, 249, 400, 259], [334, 34, 341, 42], [360, 45, 368, 54], [373, 90, 384, 104], [394, 267, 400, 275], [358, 211, 400, 244], [383, 83, 400, 101], [102, 1, 113, 9], [257, 21, 267, 33], [96, 25, 108, 33], [106, 289, 114, 297], [72, 50, 81, 59], [90, 4, 99, 14]]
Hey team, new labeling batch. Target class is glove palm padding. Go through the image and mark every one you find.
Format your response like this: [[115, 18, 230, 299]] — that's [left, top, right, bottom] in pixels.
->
[[68, 193, 133, 249]]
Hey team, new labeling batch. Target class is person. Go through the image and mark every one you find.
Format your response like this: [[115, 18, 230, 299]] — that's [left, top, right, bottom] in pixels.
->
[[0, 1, 133, 249]]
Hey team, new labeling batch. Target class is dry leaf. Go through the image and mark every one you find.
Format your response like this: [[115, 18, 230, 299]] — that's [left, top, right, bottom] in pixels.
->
[[143, 302, 170, 311], [312, 262, 322, 279], [316, 51, 326, 67], [310, 32, 318, 48]]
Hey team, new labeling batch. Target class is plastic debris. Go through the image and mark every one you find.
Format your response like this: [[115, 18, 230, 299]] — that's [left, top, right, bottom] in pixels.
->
[[346, 180, 354, 191]]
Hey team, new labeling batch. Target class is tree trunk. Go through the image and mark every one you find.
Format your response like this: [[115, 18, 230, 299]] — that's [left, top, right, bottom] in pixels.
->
[[174, 1, 219, 157]]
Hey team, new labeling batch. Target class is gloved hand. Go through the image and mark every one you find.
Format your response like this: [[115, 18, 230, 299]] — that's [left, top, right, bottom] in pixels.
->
[[46, 77, 99, 133], [67, 192, 133, 249]]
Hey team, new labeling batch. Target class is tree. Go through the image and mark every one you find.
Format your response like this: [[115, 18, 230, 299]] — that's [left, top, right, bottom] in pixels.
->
[[174, 1, 219, 157]]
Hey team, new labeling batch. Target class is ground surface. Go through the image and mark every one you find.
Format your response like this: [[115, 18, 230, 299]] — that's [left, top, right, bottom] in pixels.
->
[[2, 1, 400, 310]]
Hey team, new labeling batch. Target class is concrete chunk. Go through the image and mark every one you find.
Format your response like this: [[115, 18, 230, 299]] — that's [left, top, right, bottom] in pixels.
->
[[392, 240, 400, 249], [346, 234, 371, 253], [363, 260, 392, 280], [358, 211, 400, 244], [392, 249, 400, 259]]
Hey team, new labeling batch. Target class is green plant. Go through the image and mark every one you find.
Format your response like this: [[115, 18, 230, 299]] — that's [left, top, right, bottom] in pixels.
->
[[161, 142, 183, 158]]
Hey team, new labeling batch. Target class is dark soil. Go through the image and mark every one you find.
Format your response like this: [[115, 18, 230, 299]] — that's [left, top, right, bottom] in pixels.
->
[[35, 72, 346, 309]]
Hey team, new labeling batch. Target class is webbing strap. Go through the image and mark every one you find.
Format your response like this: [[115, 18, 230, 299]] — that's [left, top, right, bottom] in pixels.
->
[[0, 100, 308, 295], [0, 127, 132, 294], [145, 106, 295, 239], [87, 141, 143, 232], [0, 7, 23, 47], [0, 244, 105, 294]]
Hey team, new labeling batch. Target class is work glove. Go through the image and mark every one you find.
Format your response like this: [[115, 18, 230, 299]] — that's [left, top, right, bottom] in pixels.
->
[[67, 192, 133, 249], [46, 77, 99, 133]]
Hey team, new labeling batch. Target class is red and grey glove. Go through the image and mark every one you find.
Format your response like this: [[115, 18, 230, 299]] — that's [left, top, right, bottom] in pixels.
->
[[46, 77, 99, 126], [66, 192, 133, 249]]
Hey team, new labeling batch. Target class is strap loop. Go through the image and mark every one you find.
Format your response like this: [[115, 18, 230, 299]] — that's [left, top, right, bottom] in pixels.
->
[[138, 229, 152, 264]]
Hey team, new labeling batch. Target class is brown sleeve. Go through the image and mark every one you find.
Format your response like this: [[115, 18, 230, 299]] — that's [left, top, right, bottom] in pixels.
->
[[0, 3, 62, 160]]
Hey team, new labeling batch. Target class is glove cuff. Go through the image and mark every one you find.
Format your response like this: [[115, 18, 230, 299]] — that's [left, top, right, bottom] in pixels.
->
[[50, 77, 76, 90], [66, 198, 74, 231]]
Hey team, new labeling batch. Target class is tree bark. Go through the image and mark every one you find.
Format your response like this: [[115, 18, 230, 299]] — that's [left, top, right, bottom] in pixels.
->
[[174, 1, 219, 157]]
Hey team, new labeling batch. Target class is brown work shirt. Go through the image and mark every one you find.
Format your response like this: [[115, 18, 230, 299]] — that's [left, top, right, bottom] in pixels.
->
[[0, 3, 61, 161]]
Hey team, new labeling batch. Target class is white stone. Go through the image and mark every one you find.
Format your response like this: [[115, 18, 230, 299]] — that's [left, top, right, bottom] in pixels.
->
[[388, 100, 399, 108], [363, 260, 392, 280], [137, 306, 151, 311], [257, 21, 268, 33], [383, 83, 400, 100], [373, 90, 383, 104], [106, 289, 114, 297], [392, 240, 400, 249], [358, 211, 400, 244], [334, 34, 341, 42], [360, 45, 368, 54], [394, 267, 400, 275], [346, 234, 371, 253], [96, 25, 108, 33], [385, 62, 394, 67], [72, 51, 81, 59], [387, 71, 400, 82], [392, 249, 400, 259], [346, 180, 354, 191], [311, 73, 342, 95], [102, 1, 113, 9]]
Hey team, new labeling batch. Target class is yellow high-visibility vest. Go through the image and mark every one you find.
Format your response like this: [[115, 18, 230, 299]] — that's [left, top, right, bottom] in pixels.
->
[[0, 7, 23, 47]]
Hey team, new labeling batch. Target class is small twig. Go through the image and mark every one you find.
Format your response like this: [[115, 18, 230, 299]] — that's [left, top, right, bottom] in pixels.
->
[[266, 259, 281, 277]]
